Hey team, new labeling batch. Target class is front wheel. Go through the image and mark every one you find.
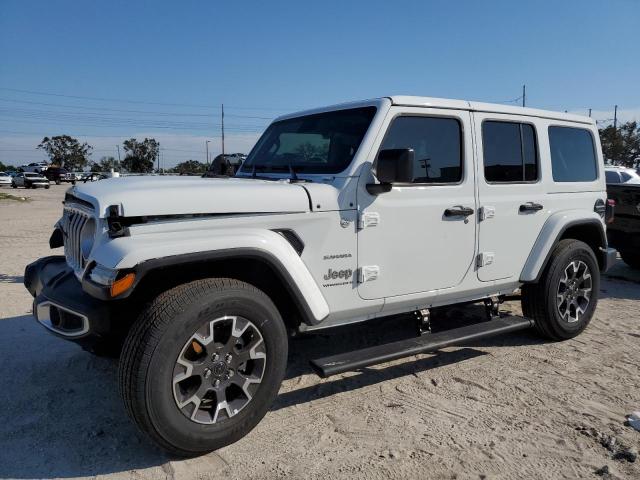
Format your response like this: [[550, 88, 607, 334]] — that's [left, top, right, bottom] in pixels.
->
[[118, 278, 288, 456], [522, 239, 599, 340]]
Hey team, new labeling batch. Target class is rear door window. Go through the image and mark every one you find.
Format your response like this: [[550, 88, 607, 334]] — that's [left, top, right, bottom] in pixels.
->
[[482, 121, 538, 183], [548, 126, 598, 182]]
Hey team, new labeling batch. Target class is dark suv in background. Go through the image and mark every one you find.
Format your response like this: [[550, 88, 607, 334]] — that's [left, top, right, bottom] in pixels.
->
[[44, 167, 76, 185]]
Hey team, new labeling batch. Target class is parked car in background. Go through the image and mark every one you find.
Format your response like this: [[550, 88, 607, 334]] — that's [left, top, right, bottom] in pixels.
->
[[20, 161, 50, 173], [44, 167, 76, 185], [0, 172, 12, 187], [11, 172, 50, 189], [606, 180, 640, 269], [605, 166, 640, 184], [203, 153, 247, 177], [80, 172, 102, 182]]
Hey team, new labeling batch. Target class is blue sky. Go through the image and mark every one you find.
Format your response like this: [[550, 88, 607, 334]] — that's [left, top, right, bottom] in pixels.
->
[[1, 0, 638, 167]]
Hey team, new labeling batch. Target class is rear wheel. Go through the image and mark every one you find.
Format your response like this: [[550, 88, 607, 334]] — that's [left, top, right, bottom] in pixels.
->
[[620, 250, 640, 270], [11, 183, 16, 188], [522, 239, 599, 340], [118, 278, 287, 456]]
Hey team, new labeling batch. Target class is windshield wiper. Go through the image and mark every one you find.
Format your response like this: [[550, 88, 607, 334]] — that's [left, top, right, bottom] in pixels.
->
[[245, 163, 311, 182], [250, 164, 270, 178], [288, 164, 309, 183]]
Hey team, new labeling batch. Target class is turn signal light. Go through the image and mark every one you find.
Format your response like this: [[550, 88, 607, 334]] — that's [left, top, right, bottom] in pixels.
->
[[110, 273, 136, 298]]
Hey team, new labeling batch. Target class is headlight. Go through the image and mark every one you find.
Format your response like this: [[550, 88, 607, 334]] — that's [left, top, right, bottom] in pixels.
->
[[88, 263, 136, 298], [80, 218, 97, 260]]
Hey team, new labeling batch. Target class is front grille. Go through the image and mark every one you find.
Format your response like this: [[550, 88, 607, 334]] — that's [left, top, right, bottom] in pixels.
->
[[61, 204, 93, 272]]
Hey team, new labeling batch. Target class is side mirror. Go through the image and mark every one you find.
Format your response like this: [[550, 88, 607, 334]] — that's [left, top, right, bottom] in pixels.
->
[[367, 148, 415, 194]]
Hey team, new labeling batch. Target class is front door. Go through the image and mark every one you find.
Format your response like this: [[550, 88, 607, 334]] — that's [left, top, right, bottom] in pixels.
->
[[357, 107, 477, 300], [473, 112, 549, 281]]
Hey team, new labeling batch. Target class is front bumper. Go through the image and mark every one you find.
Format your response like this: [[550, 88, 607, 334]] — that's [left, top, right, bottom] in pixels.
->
[[24, 256, 131, 347]]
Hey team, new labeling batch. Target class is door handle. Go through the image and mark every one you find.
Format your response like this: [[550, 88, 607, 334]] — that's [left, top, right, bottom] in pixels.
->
[[519, 202, 543, 212], [444, 206, 474, 217]]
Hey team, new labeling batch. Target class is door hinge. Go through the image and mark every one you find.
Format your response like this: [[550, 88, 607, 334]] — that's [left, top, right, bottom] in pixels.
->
[[358, 212, 380, 229], [358, 265, 380, 283], [477, 252, 495, 267], [479, 206, 495, 221]]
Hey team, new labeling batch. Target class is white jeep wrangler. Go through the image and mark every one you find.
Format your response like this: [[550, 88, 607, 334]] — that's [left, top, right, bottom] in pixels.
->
[[25, 96, 616, 455]]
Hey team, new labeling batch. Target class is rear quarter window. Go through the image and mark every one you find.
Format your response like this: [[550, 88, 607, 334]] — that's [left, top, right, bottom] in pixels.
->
[[548, 126, 598, 182]]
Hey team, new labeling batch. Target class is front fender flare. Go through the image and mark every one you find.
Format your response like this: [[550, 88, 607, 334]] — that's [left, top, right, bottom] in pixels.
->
[[90, 228, 330, 324], [520, 211, 606, 283]]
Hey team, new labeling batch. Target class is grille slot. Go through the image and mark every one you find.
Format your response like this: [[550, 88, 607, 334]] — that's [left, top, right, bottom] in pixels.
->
[[61, 204, 93, 272]]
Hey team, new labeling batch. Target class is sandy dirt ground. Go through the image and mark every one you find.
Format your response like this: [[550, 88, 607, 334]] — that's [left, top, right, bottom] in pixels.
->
[[1, 185, 639, 480]]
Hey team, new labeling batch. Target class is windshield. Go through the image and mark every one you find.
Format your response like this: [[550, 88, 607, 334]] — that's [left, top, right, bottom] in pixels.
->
[[240, 107, 376, 175]]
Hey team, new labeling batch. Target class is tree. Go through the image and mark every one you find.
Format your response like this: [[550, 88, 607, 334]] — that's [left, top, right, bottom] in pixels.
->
[[0, 161, 16, 171], [599, 121, 640, 167], [37, 135, 92, 171], [173, 159, 207, 175], [122, 138, 159, 173], [91, 156, 120, 173]]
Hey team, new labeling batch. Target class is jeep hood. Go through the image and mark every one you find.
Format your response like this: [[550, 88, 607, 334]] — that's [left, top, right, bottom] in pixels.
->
[[69, 176, 311, 218]]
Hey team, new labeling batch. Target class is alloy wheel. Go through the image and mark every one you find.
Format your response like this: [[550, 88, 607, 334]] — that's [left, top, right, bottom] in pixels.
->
[[172, 315, 266, 424], [556, 260, 592, 323]]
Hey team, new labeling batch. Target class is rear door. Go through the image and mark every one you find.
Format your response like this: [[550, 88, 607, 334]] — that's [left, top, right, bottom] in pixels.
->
[[473, 113, 549, 281], [357, 107, 477, 300]]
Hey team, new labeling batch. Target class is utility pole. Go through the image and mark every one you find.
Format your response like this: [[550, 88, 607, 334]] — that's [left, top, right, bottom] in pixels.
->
[[116, 145, 121, 171], [221, 104, 225, 158], [205, 140, 210, 166], [588, 108, 592, 118], [613, 105, 618, 130], [522, 85, 526, 107]]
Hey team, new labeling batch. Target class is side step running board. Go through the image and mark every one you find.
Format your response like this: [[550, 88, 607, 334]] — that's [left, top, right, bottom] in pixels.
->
[[310, 315, 534, 378]]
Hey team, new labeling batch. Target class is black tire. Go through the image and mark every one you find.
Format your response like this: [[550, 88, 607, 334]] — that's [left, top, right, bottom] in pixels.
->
[[45, 184, 50, 189], [522, 239, 599, 341], [11, 183, 16, 188], [55, 179, 61, 185], [620, 250, 640, 270], [118, 278, 287, 456]]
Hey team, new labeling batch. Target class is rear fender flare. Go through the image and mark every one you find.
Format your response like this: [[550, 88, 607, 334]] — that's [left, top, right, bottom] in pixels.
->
[[520, 211, 606, 283]]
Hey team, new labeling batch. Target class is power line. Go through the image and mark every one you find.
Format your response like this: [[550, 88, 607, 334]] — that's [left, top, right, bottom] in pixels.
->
[[0, 128, 246, 139], [486, 94, 524, 105], [0, 98, 275, 119], [0, 86, 298, 111], [0, 116, 265, 133]]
